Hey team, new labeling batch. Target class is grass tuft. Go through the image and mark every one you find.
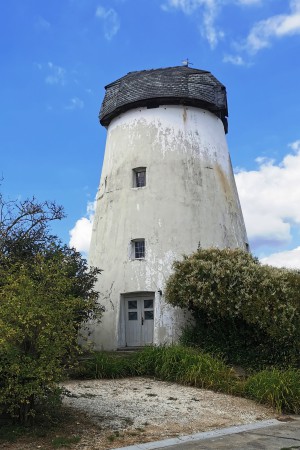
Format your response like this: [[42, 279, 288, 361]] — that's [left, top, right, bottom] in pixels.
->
[[135, 345, 236, 393], [71, 351, 137, 379], [51, 435, 81, 448], [244, 368, 300, 413]]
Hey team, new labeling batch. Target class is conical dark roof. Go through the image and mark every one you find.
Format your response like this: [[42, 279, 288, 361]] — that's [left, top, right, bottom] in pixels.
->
[[99, 66, 228, 133]]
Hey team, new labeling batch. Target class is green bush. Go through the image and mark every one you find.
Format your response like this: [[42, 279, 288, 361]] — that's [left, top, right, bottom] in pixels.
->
[[244, 368, 300, 414], [180, 316, 298, 369], [165, 248, 300, 368], [0, 194, 103, 425]]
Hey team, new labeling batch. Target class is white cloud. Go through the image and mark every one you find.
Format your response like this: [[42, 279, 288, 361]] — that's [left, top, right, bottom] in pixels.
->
[[162, 0, 223, 48], [223, 53, 246, 65], [261, 246, 300, 269], [69, 201, 95, 256], [162, 0, 203, 14], [236, 0, 261, 5], [45, 62, 66, 86], [65, 97, 84, 110], [244, 0, 300, 54], [235, 140, 300, 249], [162, 0, 300, 58], [95, 6, 120, 40]]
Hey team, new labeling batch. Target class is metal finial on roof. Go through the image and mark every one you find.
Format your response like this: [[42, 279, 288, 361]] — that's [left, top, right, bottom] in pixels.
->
[[182, 58, 193, 67]]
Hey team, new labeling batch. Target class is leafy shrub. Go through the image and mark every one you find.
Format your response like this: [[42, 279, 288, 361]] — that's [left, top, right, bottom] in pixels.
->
[[244, 368, 300, 414], [165, 248, 300, 368], [0, 194, 103, 425], [180, 316, 298, 369]]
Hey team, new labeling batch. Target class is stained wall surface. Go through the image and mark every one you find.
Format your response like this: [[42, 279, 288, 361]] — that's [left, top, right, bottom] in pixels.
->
[[88, 104, 248, 350]]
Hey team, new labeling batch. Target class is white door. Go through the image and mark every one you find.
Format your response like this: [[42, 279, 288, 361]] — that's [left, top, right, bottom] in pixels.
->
[[125, 297, 154, 346]]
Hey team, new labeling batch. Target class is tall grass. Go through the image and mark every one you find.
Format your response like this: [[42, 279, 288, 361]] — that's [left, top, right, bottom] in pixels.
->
[[135, 345, 236, 393], [71, 352, 137, 379], [73, 346, 237, 393], [244, 368, 300, 413]]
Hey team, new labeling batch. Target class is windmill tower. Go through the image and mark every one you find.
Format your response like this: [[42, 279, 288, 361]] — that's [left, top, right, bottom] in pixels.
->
[[88, 66, 248, 351]]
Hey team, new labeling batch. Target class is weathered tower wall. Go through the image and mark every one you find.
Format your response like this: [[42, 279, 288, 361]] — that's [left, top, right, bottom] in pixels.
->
[[88, 91, 248, 350]]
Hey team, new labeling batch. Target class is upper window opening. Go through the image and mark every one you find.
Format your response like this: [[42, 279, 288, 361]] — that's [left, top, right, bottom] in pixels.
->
[[131, 239, 145, 259], [133, 167, 146, 188]]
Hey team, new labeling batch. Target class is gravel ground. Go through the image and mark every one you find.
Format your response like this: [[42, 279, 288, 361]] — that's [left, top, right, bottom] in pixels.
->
[[61, 377, 275, 449]]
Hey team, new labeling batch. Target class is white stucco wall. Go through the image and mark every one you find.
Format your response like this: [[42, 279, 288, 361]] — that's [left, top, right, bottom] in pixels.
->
[[88, 104, 248, 350]]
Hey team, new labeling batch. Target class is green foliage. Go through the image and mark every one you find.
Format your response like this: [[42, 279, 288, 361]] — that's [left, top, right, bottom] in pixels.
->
[[74, 346, 235, 392], [0, 423, 25, 442], [165, 248, 300, 367], [180, 316, 297, 369], [71, 352, 137, 379], [135, 346, 235, 393], [0, 193, 103, 424], [244, 368, 300, 414]]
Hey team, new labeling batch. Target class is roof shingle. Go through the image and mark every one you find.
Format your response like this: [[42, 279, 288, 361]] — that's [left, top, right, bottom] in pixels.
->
[[99, 66, 228, 133]]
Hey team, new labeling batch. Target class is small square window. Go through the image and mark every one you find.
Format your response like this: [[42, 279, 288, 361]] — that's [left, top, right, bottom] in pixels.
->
[[133, 167, 146, 187], [128, 300, 137, 309], [130, 239, 145, 259], [134, 240, 145, 258], [144, 299, 153, 309], [145, 311, 154, 320], [128, 312, 138, 320]]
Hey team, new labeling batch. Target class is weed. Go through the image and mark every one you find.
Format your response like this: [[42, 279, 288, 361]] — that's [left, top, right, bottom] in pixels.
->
[[51, 435, 81, 448], [107, 434, 116, 442], [107, 431, 122, 442]]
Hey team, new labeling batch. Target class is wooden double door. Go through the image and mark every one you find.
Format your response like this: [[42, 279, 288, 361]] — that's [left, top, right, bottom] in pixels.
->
[[124, 296, 154, 347]]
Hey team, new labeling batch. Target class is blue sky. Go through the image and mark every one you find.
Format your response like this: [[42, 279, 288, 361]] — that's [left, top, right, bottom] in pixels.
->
[[1, 0, 300, 267]]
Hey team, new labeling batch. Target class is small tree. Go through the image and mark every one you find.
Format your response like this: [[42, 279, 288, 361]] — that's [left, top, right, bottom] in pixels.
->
[[0, 192, 103, 424], [165, 248, 300, 367]]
